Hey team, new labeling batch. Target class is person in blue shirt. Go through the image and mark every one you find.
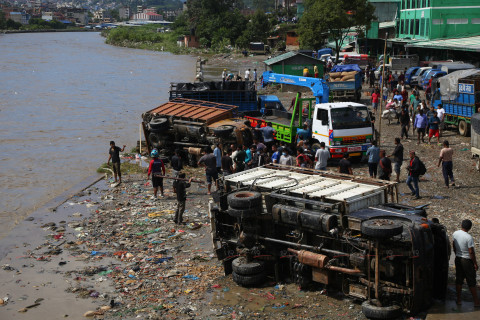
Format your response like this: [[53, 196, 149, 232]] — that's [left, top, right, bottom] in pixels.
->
[[271, 144, 282, 164], [414, 109, 427, 144], [255, 122, 277, 151], [393, 92, 403, 102], [296, 124, 311, 144], [245, 145, 252, 167], [213, 143, 222, 173], [366, 141, 380, 178]]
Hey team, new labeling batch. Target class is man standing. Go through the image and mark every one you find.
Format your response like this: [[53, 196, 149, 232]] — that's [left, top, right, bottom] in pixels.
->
[[253, 69, 258, 83], [314, 65, 319, 78], [314, 142, 330, 170], [214, 143, 222, 173], [378, 150, 392, 180], [438, 140, 455, 188], [245, 68, 251, 81], [171, 149, 183, 177], [172, 173, 192, 224], [271, 145, 281, 164], [222, 69, 227, 82], [279, 148, 294, 166], [296, 124, 310, 145], [366, 141, 380, 178], [389, 138, 404, 182], [437, 104, 445, 137], [452, 219, 480, 307], [371, 89, 380, 114], [256, 122, 277, 151], [338, 153, 353, 175], [107, 141, 126, 184], [399, 109, 410, 139], [303, 66, 309, 77], [406, 150, 421, 199], [414, 109, 427, 144], [428, 108, 441, 144], [221, 148, 234, 176], [233, 145, 246, 172], [147, 149, 165, 199], [296, 147, 312, 168], [198, 147, 218, 195]]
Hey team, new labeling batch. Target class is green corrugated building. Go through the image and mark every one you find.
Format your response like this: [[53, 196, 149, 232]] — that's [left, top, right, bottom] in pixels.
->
[[398, 0, 480, 40], [264, 52, 324, 77]]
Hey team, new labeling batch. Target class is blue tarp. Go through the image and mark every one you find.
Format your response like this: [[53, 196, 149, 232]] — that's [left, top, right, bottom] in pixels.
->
[[317, 48, 333, 57], [330, 64, 361, 73]]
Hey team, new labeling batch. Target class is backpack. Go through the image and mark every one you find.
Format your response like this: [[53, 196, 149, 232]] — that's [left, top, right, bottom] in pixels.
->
[[417, 158, 427, 176]]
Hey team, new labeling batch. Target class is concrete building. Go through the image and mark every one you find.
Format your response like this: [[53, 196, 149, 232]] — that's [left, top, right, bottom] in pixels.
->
[[119, 6, 130, 20], [131, 12, 163, 22], [9, 11, 30, 24], [397, 0, 480, 40]]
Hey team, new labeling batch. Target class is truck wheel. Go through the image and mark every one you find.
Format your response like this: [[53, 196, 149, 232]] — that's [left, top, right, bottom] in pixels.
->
[[361, 300, 401, 319], [149, 132, 161, 149], [150, 118, 168, 131], [232, 257, 265, 275], [232, 271, 265, 287], [228, 191, 262, 209], [213, 125, 235, 136], [458, 120, 470, 137], [361, 219, 403, 239], [228, 207, 261, 218]]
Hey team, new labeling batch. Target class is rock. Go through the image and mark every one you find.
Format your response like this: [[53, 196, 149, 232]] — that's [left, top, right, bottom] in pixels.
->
[[18, 308, 28, 313], [0, 298, 4, 305], [100, 306, 111, 311], [83, 310, 103, 317]]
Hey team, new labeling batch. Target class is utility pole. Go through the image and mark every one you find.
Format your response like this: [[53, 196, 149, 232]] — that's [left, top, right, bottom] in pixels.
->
[[377, 33, 388, 147]]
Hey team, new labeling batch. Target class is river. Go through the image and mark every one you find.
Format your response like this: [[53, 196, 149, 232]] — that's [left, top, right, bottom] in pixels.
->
[[0, 32, 196, 238]]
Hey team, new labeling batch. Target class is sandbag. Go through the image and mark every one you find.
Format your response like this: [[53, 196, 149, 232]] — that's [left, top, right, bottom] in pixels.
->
[[342, 74, 356, 81], [329, 72, 342, 78], [341, 71, 357, 77]]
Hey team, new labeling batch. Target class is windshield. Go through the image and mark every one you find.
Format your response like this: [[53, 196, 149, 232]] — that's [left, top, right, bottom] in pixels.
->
[[414, 68, 423, 76], [330, 106, 372, 130]]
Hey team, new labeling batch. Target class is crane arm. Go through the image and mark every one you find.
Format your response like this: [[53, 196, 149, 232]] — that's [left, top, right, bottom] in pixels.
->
[[261, 71, 329, 104]]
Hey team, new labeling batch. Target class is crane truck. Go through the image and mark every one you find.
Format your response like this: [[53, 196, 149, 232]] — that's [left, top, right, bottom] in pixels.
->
[[246, 71, 373, 158]]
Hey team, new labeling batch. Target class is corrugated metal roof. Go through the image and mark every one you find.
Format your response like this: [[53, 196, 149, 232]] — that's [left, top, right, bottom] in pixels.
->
[[379, 21, 396, 29], [405, 36, 480, 52], [264, 52, 317, 65]]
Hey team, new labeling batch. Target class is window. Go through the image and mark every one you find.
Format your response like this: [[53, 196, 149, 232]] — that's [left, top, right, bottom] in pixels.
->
[[432, 19, 443, 25], [425, 19, 430, 36], [447, 19, 468, 25], [415, 19, 420, 35], [410, 19, 414, 34], [472, 18, 480, 24], [406, 0, 410, 9], [420, 18, 425, 35], [401, 20, 405, 34]]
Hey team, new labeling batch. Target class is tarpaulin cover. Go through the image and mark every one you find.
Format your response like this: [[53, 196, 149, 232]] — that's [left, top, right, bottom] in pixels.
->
[[330, 64, 361, 73], [438, 69, 480, 101], [173, 81, 256, 92]]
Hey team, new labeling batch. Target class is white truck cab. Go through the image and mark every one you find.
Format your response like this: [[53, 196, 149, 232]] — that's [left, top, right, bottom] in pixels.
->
[[312, 102, 374, 158]]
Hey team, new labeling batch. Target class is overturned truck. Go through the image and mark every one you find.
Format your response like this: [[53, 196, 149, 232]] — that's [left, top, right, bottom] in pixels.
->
[[210, 165, 450, 319]]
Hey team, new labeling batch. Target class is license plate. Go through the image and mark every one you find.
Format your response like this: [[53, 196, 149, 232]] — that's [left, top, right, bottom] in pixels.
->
[[350, 152, 361, 156], [348, 146, 362, 152]]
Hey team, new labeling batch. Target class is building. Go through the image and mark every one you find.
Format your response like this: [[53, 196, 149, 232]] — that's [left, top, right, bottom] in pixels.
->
[[264, 51, 324, 77], [131, 12, 163, 22], [119, 6, 130, 20], [9, 11, 30, 24], [398, 0, 480, 41]]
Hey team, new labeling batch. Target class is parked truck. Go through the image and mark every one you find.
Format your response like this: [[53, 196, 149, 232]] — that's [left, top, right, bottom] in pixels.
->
[[326, 64, 363, 102], [210, 164, 450, 319], [433, 70, 480, 136], [472, 113, 480, 171], [254, 71, 373, 158]]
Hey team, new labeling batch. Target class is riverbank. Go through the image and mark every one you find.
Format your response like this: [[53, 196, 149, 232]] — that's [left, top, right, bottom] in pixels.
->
[[2, 29, 96, 34]]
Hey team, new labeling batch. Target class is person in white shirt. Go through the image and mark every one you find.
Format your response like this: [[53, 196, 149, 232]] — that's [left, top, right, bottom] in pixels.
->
[[279, 148, 294, 166], [314, 142, 330, 170], [222, 69, 227, 81], [436, 104, 445, 136], [244, 69, 251, 81], [452, 219, 480, 307]]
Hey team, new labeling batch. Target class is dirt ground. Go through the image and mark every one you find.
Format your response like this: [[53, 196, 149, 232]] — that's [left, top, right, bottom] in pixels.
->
[[1, 53, 479, 320]]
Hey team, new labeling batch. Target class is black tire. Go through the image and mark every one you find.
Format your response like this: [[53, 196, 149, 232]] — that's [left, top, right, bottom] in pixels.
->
[[232, 257, 265, 275], [228, 207, 261, 218], [361, 300, 401, 319], [150, 118, 168, 131], [232, 271, 265, 287], [361, 219, 403, 239], [458, 120, 470, 137], [213, 125, 235, 136], [227, 191, 262, 209]]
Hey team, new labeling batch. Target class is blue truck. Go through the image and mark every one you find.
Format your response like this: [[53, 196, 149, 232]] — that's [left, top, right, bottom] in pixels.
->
[[326, 64, 363, 102], [432, 71, 480, 136], [404, 67, 420, 88]]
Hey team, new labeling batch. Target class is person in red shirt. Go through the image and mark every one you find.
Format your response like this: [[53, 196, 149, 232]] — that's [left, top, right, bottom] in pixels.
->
[[371, 89, 380, 114], [147, 149, 166, 199]]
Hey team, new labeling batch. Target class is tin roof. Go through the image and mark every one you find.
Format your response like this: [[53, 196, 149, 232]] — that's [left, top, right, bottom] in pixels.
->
[[405, 36, 480, 52], [264, 51, 318, 66], [146, 98, 237, 125]]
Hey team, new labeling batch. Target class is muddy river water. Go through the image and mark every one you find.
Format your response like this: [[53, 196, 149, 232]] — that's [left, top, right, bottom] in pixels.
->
[[0, 32, 195, 238]]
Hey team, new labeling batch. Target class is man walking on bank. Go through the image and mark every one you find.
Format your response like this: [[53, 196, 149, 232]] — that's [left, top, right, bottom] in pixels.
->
[[366, 141, 380, 178], [453, 219, 480, 307], [172, 173, 192, 225], [107, 141, 126, 184], [147, 149, 165, 199], [438, 140, 455, 188], [406, 150, 422, 199]]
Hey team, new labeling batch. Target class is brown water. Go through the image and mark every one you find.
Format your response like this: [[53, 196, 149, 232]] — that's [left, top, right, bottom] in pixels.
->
[[0, 32, 195, 238]]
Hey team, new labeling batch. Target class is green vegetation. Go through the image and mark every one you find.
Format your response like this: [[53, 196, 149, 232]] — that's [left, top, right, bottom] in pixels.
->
[[0, 14, 76, 31], [298, 0, 375, 59], [97, 161, 147, 175]]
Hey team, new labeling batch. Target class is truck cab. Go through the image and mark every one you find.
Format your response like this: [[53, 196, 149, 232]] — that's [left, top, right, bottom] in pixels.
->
[[313, 102, 373, 158], [422, 70, 446, 90], [412, 67, 431, 88], [404, 67, 420, 87]]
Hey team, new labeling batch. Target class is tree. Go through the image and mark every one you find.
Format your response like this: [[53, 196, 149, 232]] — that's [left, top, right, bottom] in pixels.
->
[[237, 10, 271, 48], [298, 0, 375, 60]]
